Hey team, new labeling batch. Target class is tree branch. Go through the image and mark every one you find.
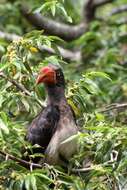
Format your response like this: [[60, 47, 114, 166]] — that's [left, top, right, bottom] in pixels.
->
[[0, 72, 31, 96], [94, 0, 115, 7], [0, 150, 42, 169], [109, 5, 127, 16], [72, 151, 117, 173], [0, 31, 20, 41], [84, 0, 96, 22], [0, 149, 117, 173], [84, 0, 114, 22], [0, 150, 93, 172], [0, 72, 43, 107], [100, 103, 127, 113], [0, 30, 81, 61], [20, 0, 115, 41], [21, 5, 87, 41], [0, 150, 98, 173], [72, 167, 93, 172], [39, 45, 81, 61]]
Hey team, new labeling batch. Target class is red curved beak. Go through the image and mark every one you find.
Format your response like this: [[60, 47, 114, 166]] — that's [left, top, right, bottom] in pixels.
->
[[36, 68, 56, 85], [36, 73, 46, 84]]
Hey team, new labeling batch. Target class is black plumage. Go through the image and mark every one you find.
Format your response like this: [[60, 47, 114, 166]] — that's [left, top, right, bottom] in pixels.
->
[[27, 105, 60, 152]]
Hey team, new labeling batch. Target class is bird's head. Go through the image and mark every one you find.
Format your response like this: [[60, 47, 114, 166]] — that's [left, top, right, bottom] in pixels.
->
[[36, 64, 65, 87]]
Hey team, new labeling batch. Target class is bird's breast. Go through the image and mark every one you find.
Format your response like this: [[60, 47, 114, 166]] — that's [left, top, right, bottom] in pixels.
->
[[45, 115, 78, 165]]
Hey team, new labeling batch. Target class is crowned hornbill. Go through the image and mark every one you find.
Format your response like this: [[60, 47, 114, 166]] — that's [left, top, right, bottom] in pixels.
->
[[25, 64, 78, 166]]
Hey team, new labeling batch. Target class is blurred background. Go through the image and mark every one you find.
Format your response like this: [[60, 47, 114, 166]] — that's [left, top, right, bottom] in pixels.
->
[[1, 0, 127, 189]]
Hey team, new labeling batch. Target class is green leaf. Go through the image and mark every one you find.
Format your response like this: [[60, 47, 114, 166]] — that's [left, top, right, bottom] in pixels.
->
[[34, 4, 47, 14], [23, 60, 33, 75], [0, 118, 9, 135], [34, 173, 53, 183], [30, 175, 37, 190], [85, 71, 112, 81], [45, 55, 59, 65], [25, 176, 31, 190], [0, 45, 5, 53], [0, 111, 8, 123], [57, 3, 72, 23], [96, 113, 105, 121], [34, 1, 57, 15], [51, 3, 56, 16], [21, 98, 30, 112], [74, 93, 87, 111], [60, 132, 81, 145], [83, 78, 100, 94]]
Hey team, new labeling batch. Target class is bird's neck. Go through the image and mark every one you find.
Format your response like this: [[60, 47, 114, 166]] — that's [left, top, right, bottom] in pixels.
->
[[46, 84, 66, 105]]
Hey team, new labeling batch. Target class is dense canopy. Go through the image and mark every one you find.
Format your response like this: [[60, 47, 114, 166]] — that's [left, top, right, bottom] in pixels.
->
[[1, 0, 127, 189]]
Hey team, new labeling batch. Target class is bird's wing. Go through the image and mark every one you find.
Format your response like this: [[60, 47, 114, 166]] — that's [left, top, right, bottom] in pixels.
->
[[26, 105, 60, 152]]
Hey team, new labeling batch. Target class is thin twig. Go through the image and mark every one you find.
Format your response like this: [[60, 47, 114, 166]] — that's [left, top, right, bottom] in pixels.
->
[[0, 72, 30, 96], [72, 159, 117, 173], [0, 150, 94, 172], [100, 103, 127, 113], [109, 5, 127, 16], [0, 72, 43, 107], [72, 167, 93, 172], [0, 150, 42, 169]]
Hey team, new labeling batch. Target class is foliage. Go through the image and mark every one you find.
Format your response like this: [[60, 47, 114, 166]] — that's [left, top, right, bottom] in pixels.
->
[[1, 0, 127, 190]]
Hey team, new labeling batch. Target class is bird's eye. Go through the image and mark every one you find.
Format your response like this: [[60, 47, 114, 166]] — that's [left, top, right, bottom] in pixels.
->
[[57, 73, 60, 76]]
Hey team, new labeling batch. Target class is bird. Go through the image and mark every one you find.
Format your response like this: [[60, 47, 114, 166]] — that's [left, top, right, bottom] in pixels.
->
[[25, 64, 78, 166]]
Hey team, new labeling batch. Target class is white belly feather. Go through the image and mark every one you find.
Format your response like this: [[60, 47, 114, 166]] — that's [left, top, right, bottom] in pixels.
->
[[45, 119, 78, 165]]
